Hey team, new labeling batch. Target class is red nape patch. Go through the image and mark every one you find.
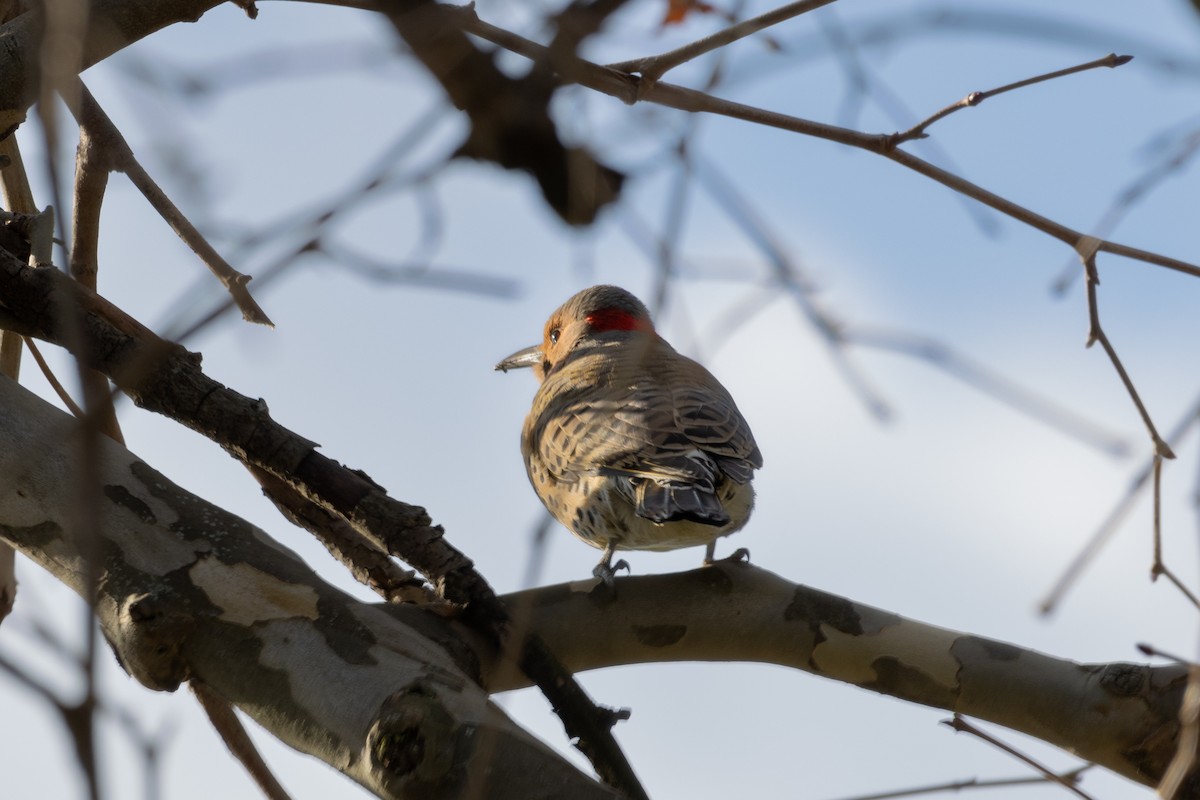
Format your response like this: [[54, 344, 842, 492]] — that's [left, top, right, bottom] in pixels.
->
[[586, 307, 652, 333]]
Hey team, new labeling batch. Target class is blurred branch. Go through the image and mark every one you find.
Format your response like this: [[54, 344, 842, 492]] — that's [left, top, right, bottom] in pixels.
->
[[377, 0, 623, 226], [453, 4, 1200, 280], [1052, 125, 1200, 296], [0, 647, 100, 800], [815, 7, 999, 235], [842, 326, 1130, 456], [0, 133, 33, 626], [0, 0, 226, 115], [824, 765, 1093, 800], [889, 53, 1132, 146], [1041, 393, 1200, 615]]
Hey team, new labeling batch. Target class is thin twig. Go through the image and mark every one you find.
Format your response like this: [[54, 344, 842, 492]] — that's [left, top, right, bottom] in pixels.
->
[[891, 53, 1132, 146], [825, 765, 1093, 800], [608, 0, 837, 82], [192, 681, 293, 800], [943, 715, 1096, 800], [1138, 642, 1196, 665], [60, 82, 274, 327], [1080, 248, 1174, 458], [1040, 393, 1200, 615], [22, 337, 84, 417], [1149, 456, 1200, 610], [816, 8, 999, 235], [1052, 127, 1200, 296], [689, 155, 893, 419], [450, 4, 1200, 283]]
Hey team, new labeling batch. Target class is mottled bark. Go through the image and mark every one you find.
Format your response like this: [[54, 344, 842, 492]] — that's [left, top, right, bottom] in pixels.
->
[[0, 375, 618, 800]]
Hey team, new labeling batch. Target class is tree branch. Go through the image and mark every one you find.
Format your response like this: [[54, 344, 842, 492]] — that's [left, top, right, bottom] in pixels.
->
[[480, 567, 1190, 793], [1, 378, 1189, 794], [0, 374, 620, 800], [0, 243, 646, 800]]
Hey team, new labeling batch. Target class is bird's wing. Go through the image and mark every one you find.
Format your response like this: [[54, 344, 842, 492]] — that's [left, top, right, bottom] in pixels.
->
[[534, 380, 759, 485]]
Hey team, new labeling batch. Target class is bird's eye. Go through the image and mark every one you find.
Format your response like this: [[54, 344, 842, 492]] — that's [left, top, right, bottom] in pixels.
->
[[549, 327, 561, 345]]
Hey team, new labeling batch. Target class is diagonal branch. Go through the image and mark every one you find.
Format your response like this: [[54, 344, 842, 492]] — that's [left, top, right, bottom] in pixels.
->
[[0, 246, 647, 800], [62, 83, 273, 327]]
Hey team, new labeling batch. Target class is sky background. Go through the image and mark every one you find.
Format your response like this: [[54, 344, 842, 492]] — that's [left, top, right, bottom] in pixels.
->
[[3, 1, 1200, 798]]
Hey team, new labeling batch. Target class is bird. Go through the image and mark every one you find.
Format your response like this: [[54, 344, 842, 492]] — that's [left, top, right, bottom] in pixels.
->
[[496, 285, 762, 584]]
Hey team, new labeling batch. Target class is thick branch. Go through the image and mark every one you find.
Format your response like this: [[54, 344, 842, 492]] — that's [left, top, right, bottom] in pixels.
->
[[478, 568, 1192, 793], [0, 374, 618, 800], [376, 0, 622, 225], [1, 369, 1190, 794], [0, 0, 226, 121], [0, 245, 645, 799]]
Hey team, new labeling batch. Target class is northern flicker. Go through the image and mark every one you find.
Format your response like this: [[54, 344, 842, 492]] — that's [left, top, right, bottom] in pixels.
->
[[496, 285, 762, 583]]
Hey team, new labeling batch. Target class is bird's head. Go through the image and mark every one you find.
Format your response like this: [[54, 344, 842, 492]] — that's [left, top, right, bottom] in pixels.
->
[[495, 285, 655, 382]]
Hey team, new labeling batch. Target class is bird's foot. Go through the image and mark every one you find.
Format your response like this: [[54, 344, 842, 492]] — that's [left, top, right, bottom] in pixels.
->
[[593, 558, 630, 587], [703, 547, 750, 566]]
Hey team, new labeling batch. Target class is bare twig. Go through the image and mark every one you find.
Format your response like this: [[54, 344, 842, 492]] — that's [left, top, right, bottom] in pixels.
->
[[1052, 127, 1200, 295], [1040, 393, 1200, 615], [943, 715, 1096, 800], [816, 8, 999, 235], [689, 155, 893, 419], [192, 681, 293, 800], [450, 4, 1200, 284], [23, 337, 85, 417], [608, 0, 838, 83], [825, 765, 1092, 800], [61, 82, 274, 327], [1149, 457, 1200, 609], [1138, 642, 1196, 665], [1079, 246, 1174, 458], [890, 53, 1132, 146]]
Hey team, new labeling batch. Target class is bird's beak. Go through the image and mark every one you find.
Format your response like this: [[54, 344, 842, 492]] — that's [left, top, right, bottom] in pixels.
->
[[495, 345, 544, 373]]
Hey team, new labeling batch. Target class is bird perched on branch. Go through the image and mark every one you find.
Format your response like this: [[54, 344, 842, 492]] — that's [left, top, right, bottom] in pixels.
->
[[496, 285, 762, 583]]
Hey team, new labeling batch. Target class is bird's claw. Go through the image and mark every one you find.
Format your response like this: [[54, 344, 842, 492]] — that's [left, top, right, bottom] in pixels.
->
[[703, 547, 750, 566], [593, 558, 630, 587]]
